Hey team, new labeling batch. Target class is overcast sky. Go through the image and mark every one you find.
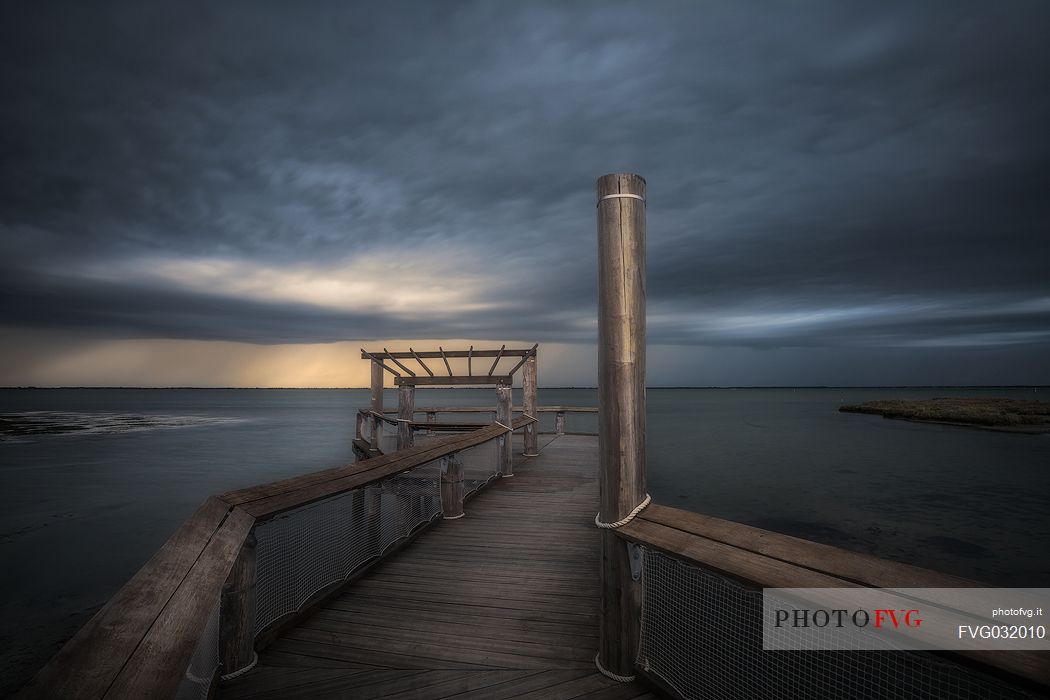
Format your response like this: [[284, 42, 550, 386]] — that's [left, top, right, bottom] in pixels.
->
[[2, 1, 1048, 387]]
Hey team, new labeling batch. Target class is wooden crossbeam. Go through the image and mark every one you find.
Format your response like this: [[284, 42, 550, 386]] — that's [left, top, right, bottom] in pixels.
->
[[359, 349, 401, 377], [408, 347, 434, 377], [487, 344, 507, 376], [360, 348, 534, 360], [438, 346, 453, 376], [505, 343, 539, 375], [395, 375, 512, 386], [382, 348, 416, 376]]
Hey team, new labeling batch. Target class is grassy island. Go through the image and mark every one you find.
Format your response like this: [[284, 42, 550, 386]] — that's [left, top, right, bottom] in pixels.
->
[[839, 397, 1050, 433]]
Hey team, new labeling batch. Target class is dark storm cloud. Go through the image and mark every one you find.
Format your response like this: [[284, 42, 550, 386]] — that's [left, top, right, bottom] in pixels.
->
[[2, 1, 1048, 358]]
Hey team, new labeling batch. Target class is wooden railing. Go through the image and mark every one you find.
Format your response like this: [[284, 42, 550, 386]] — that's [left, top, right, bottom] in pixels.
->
[[20, 415, 536, 699], [373, 405, 599, 434], [614, 502, 1050, 695]]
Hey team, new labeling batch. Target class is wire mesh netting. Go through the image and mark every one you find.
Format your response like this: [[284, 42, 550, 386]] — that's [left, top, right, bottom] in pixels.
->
[[637, 547, 1040, 700], [253, 459, 442, 634], [457, 439, 500, 498], [377, 419, 398, 453], [175, 597, 220, 700]]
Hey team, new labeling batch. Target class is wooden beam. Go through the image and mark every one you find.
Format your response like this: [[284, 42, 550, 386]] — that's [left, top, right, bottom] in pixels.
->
[[487, 344, 507, 376], [382, 348, 416, 376], [220, 531, 257, 677], [394, 375, 512, 386], [467, 345, 473, 375], [596, 171, 647, 678], [103, 508, 255, 699], [397, 384, 414, 450], [522, 352, 538, 456], [440, 455, 464, 519], [360, 348, 535, 360], [19, 497, 234, 699], [229, 417, 533, 519], [369, 359, 384, 453], [438, 346, 453, 376], [408, 347, 434, 377], [359, 349, 400, 377], [496, 384, 513, 477], [505, 343, 539, 376]]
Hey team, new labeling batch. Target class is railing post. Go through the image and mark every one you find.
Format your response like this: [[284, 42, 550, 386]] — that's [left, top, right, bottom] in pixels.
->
[[220, 531, 257, 677], [496, 383, 513, 476], [596, 172, 647, 678], [523, 353, 539, 456], [555, 410, 566, 435], [440, 454, 465, 519], [397, 384, 414, 450], [370, 360, 384, 452]]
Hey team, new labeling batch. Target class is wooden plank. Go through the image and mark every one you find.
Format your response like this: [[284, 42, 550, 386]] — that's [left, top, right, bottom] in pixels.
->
[[222, 419, 530, 510], [487, 344, 507, 376], [238, 426, 516, 519], [360, 350, 400, 377], [382, 406, 597, 413], [618, 516, 1050, 690], [382, 348, 416, 376], [104, 507, 256, 698], [408, 348, 435, 377], [438, 346, 453, 375], [362, 349, 535, 359], [447, 669, 595, 700], [395, 375, 513, 386], [19, 496, 232, 699], [640, 503, 981, 589]]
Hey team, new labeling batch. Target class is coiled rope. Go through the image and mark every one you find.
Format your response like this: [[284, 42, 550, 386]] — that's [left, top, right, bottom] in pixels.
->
[[594, 494, 651, 529]]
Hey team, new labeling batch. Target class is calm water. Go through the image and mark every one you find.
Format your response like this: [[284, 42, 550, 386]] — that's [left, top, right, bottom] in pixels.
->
[[1, 387, 1048, 692]]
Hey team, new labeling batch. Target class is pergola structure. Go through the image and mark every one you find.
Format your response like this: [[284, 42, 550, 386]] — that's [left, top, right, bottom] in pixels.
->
[[359, 344, 540, 461]]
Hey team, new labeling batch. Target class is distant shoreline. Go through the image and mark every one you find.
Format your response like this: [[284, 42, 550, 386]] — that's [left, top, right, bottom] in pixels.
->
[[840, 398, 1050, 434]]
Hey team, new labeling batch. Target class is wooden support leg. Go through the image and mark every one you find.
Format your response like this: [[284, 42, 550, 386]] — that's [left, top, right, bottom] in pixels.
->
[[220, 532, 257, 677], [440, 455, 465, 519]]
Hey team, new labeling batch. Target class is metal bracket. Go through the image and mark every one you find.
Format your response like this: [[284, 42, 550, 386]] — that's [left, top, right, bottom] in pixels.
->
[[628, 543, 642, 582]]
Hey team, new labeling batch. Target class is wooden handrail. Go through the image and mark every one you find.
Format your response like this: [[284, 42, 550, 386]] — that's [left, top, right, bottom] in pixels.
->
[[221, 415, 534, 519], [378, 405, 598, 413], [24, 416, 536, 698], [20, 498, 253, 699], [615, 503, 1050, 691]]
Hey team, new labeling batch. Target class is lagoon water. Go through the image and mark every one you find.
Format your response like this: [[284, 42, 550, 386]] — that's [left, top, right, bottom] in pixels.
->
[[1, 386, 1048, 693]]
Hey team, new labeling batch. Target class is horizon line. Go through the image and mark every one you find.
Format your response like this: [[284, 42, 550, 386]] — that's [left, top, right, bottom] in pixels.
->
[[2, 385, 1047, 391]]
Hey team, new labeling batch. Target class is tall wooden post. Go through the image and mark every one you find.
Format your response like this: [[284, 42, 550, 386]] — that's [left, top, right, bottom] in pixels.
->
[[220, 531, 257, 676], [596, 172, 647, 678], [495, 383, 513, 476], [370, 360, 384, 452], [522, 353, 539, 456], [397, 384, 414, 450]]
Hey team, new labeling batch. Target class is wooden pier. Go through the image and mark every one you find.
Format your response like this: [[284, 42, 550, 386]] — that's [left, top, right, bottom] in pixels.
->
[[221, 434, 654, 699], [19, 173, 1050, 699]]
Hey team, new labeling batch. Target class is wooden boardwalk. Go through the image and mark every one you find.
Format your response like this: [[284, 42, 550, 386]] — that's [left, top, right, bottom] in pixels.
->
[[220, 434, 655, 699]]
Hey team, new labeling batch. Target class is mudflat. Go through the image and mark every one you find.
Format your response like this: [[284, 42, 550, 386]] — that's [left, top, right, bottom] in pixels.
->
[[839, 397, 1050, 433]]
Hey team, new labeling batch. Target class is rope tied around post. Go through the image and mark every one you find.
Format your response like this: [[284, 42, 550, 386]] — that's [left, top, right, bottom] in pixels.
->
[[594, 652, 637, 683], [220, 651, 258, 682], [596, 193, 645, 206], [594, 494, 651, 529]]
